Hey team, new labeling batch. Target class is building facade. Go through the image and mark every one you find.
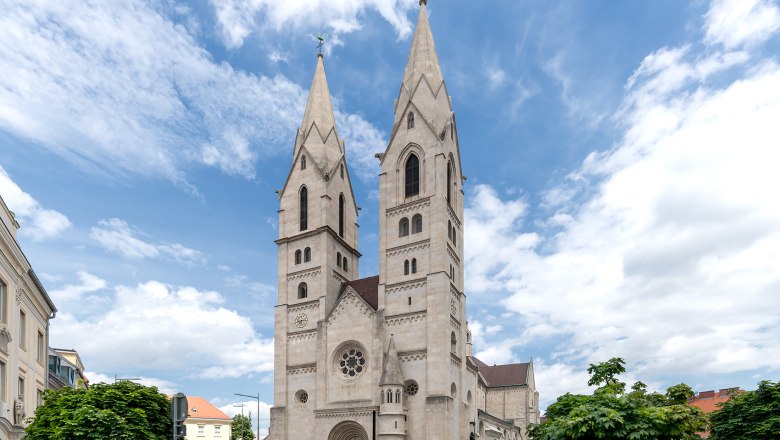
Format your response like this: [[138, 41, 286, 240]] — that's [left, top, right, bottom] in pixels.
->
[[0, 195, 57, 438], [184, 396, 232, 440], [47, 348, 89, 391], [268, 2, 539, 439]]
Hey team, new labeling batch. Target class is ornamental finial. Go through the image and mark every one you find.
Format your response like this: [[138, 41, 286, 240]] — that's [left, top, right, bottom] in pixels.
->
[[420, 0, 426, 6]]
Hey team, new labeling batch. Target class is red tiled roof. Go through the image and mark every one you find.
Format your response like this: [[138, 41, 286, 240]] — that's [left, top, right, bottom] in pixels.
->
[[341, 276, 379, 310], [186, 396, 231, 420], [471, 356, 529, 387], [688, 388, 744, 413]]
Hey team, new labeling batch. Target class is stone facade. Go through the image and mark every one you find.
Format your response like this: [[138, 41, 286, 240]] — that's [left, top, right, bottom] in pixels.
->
[[0, 194, 57, 439], [268, 3, 539, 439]]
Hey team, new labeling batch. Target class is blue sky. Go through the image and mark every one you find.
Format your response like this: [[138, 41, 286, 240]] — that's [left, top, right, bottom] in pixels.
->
[[2, 0, 780, 433]]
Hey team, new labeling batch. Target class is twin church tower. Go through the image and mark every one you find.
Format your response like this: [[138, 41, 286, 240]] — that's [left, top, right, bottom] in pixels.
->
[[269, 2, 539, 439]]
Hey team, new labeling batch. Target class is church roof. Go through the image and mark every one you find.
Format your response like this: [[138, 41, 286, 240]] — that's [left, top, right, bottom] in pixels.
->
[[340, 275, 379, 310], [380, 335, 404, 386], [301, 54, 337, 137], [471, 356, 529, 387]]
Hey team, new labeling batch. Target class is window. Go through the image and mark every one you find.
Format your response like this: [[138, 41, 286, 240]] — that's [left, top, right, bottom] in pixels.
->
[[18, 376, 24, 400], [407, 111, 415, 129], [339, 194, 345, 238], [299, 186, 308, 231], [404, 260, 410, 276], [0, 279, 5, 323], [399, 218, 409, 237], [447, 161, 452, 206], [411, 258, 417, 274], [396, 389, 401, 403], [37, 331, 44, 364], [412, 214, 422, 234], [343, 258, 348, 272], [452, 228, 457, 245], [295, 250, 302, 265], [36, 388, 43, 407], [448, 221, 452, 240], [387, 389, 393, 403], [0, 360, 5, 401], [304, 247, 311, 263], [340, 164, 344, 179], [405, 380, 419, 396], [450, 265, 455, 280], [337, 252, 342, 268], [301, 155, 306, 170], [19, 310, 26, 349], [405, 154, 420, 198], [198, 424, 205, 435], [451, 332, 457, 353], [298, 283, 308, 299], [214, 425, 222, 437], [296, 390, 309, 404]]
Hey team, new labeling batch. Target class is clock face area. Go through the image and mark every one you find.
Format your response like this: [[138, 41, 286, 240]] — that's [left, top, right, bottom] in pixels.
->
[[295, 313, 308, 328]]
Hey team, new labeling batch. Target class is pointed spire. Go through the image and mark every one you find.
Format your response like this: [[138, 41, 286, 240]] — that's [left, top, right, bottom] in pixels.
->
[[401, 1, 443, 93], [301, 54, 337, 135], [380, 335, 404, 386]]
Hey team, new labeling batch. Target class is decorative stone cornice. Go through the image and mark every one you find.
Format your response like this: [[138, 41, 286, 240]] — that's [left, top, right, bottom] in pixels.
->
[[287, 364, 317, 375], [385, 279, 426, 294], [386, 240, 430, 257], [288, 330, 317, 342], [451, 353, 462, 367], [332, 270, 347, 284], [386, 311, 427, 326], [314, 409, 375, 419], [447, 203, 462, 227], [327, 290, 373, 326], [288, 300, 319, 314], [450, 315, 461, 331], [398, 349, 427, 363], [447, 246, 460, 265], [386, 198, 431, 218], [286, 267, 322, 281]]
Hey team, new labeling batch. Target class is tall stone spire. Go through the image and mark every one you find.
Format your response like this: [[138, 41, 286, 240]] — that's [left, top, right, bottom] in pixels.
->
[[295, 54, 343, 173], [401, 2, 443, 94], [379, 335, 404, 386]]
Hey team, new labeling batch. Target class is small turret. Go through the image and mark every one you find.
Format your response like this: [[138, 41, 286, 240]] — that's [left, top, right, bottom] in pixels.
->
[[378, 336, 406, 439]]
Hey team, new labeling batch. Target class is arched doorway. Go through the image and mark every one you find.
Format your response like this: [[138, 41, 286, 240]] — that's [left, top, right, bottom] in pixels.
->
[[328, 421, 369, 440]]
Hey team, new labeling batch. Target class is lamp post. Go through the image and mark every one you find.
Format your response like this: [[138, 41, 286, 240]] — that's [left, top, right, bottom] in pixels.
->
[[233, 403, 245, 439], [235, 392, 261, 440]]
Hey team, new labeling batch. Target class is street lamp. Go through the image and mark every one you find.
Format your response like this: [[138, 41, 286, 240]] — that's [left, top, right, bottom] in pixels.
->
[[232, 404, 246, 440], [235, 392, 261, 440]]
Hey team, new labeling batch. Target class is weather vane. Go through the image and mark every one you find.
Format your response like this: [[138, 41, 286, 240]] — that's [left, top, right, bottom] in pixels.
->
[[316, 32, 328, 55]]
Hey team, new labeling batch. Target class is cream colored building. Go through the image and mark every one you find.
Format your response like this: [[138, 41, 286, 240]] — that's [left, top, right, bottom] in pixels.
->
[[184, 396, 232, 440], [47, 348, 89, 390], [267, 2, 539, 439], [0, 194, 57, 438]]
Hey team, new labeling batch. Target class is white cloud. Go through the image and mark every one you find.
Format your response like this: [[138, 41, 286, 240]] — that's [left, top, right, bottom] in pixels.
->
[[84, 371, 178, 395], [465, 0, 780, 396], [90, 218, 205, 266], [52, 280, 275, 379], [0, 165, 71, 241], [0, 0, 384, 188], [336, 111, 386, 182], [705, 0, 780, 49], [50, 271, 108, 302], [220, 399, 273, 437], [210, 0, 417, 49]]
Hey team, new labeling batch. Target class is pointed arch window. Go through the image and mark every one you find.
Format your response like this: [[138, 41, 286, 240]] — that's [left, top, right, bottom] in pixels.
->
[[452, 228, 457, 246], [387, 389, 393, 403], [399, 218, 410, 237], [304, 247, 311, 263], [407, 112, 415, 129], [300, 186, 308, 231], [340, 164, 344, 179], [337, 252, 342, 268], [405, 154, 420, 198], [295, 250, 302, 265], [412, 214, 422, 234], [396, 389, 401, 403], [448, 221, 452, 240], [298, 283, 308, 299], [343, 258, 348, 272], [301, 156, 307, 170], [339, 194, 345, 238], [447, 161, 452, 206], [404, 260, 410, 276], [411, 258, 417, 274]]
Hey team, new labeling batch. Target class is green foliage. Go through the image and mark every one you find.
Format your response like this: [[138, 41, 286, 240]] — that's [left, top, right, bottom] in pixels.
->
[[230, 413, 255, 440], [25, 381, 171, 440], [710, 380, 780, 440], [529, 358, 707, 440]]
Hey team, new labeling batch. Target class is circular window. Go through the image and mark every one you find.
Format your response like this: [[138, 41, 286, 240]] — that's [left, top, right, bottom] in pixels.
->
[[339, 348, 366, 377], [295, 390, 308, 404], [405, 380, 419, 396]]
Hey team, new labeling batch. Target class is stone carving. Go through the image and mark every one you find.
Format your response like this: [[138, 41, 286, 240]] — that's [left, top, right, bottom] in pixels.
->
[[14, 398, 25, 425], [15, 287, 24, 305], [0, 324, 11, 354]]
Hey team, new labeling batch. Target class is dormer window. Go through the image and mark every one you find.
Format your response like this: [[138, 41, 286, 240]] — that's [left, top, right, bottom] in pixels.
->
[[301, 156, 307, 170]]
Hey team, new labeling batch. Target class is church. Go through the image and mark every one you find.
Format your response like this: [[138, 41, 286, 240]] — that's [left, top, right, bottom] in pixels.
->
[[268, 2, 540, 439]]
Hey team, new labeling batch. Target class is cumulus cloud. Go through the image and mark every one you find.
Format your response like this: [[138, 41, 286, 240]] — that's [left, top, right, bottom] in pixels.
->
[[210, 0, 417, 49], [0, 0, 384, 188], [90, 218, 206, 266], [50, 271, 108, 303], [465, 0, 780, 403], [0, 165, 71, 241], [52, 281, 275, 379], [85, 371, 178, 395], [705, 0, 780, 49]]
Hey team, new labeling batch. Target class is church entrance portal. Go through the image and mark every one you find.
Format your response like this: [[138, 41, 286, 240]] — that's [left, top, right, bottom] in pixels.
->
[[328, 421, 369, 440]]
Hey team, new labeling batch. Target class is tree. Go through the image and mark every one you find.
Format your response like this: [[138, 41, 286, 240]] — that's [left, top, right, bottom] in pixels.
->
[[529, 358, 707, 440], [231, 412, 255, 440], [710, 380, 780, 440], [25, 380, 171, 440]]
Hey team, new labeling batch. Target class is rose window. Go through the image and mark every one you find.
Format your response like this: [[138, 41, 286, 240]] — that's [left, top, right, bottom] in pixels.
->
[[405, 380, 419, 396], [339, 348, 366, 377]]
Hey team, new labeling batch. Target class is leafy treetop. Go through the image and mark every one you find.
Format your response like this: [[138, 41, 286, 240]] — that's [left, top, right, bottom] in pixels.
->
[[710, 380, 780, 440]]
